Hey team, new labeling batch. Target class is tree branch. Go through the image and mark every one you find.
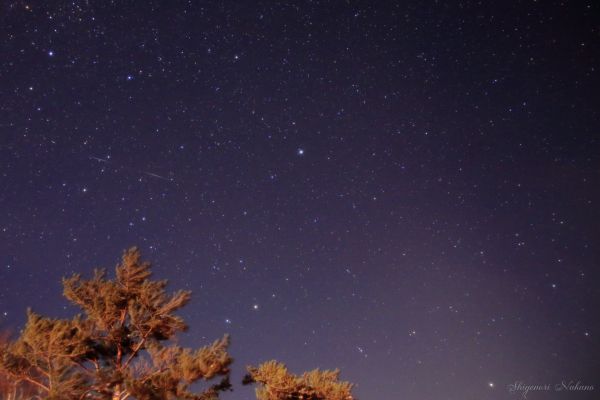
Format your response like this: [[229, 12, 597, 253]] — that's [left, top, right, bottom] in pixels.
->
[[69, 359, 94, 376], [122, 329, 151, 370], [141, 367, 168, 383], [20, 376, 49, 393]]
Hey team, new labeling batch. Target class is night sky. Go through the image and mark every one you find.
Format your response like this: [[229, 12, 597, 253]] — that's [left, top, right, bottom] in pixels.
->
[[1, 1, 599, 399]]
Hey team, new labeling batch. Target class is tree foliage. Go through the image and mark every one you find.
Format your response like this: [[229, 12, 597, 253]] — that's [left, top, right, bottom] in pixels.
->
[[244, 360, 355, 400], [0, 247, 358, 400], [0, 247, 232, 400], [0, 329, 40, 400]]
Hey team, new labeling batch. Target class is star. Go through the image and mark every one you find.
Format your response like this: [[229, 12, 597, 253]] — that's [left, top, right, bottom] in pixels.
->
[[0, 3, 595, 399]]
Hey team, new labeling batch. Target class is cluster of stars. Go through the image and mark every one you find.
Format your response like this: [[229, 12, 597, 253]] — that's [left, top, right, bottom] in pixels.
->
[[0, 2, 597, 400]]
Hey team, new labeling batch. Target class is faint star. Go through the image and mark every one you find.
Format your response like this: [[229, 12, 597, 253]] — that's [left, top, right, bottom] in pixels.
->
[[488, 382, 495, 388], [48, 50, 54, 56], [297, 148, 305, 156], [252, 304, 259, 310], [356, 346, 368, 358]]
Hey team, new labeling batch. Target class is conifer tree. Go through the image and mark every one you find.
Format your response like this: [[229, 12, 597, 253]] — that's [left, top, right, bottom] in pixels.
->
[[0, 329, 40, 400], [0, 247, 232, 400], [243, 360, 355, 400]]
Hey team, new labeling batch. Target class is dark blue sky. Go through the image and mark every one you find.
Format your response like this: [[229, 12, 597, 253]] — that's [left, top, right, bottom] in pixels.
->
[[1, 1, 599, 399]]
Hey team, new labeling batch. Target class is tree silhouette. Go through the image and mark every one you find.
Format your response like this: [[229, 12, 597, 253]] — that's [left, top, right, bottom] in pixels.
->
[[0, 247, 232, 400], [243, 360, 355, 400]]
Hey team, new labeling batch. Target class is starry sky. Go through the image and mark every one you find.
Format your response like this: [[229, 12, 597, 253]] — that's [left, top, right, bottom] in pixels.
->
[[1, 1, 599, 399]]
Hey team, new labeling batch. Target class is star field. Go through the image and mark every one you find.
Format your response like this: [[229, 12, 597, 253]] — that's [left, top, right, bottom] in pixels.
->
[[1, 1, 599, 399]]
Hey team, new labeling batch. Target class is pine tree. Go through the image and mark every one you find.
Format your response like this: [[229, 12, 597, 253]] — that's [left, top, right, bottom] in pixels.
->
[[0, 247, 232, 400], [0, 329, 40, 400], [243, 360, 356, 400]]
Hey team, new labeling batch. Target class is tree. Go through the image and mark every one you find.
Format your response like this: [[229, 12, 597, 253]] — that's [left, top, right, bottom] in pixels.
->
[[0, 247, 232, 400], [1, 247, 359, 400], [0, 329, 41, 400], [243, 360, 355, 400]]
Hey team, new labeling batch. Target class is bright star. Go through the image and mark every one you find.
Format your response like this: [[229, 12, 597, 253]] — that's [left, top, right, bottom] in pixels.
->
[[297, 148, 305, 156]]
